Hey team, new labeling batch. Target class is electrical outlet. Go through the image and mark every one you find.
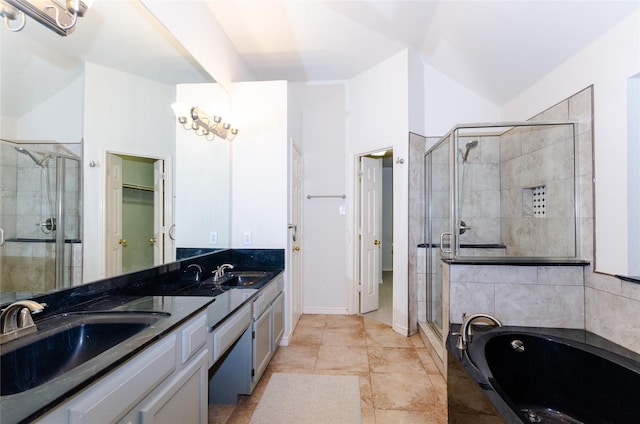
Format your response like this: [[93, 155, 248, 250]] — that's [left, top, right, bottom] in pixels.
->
[[243, 231, 252, 245], [209, 231, 217, 244]]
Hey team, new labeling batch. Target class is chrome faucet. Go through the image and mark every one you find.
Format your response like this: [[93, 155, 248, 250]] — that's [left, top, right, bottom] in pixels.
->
[[455, 312, 502, 350], [0, 300, 46, 343], [187, 264, 203, 282], [213, 264, 234, 282]]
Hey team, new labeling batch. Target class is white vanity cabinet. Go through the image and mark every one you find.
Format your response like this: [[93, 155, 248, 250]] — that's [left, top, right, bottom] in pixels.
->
[[36, 311, 209, 424], [250, 275, 284, 392]]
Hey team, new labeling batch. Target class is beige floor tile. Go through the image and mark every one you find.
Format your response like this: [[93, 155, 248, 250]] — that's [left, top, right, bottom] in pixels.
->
[[289, 325, 324, 345], [410, 333, 426, 348], [367, 346, 426, 375], [325, 314, 364, 329], [416, 347, 444, 375], [296, 314, 327, 328], [321, 326, 367, 346], [269, 344, 319, 370], [374, 408, 447, 424], [370, 372, 440, 411], [315, 344, 370, 372], [208, 404, 236, 424], [208, 314, 448, 423], [365, 325, 415, 348]]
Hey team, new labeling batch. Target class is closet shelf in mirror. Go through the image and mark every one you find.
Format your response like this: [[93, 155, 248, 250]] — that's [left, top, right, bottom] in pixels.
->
[[122, 183, 153, 192]]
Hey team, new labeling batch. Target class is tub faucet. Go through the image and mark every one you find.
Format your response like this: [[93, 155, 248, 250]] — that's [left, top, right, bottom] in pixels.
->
[[456, 312, 502, 350], [213, 264, 234, 282], [0, 300, 46, 344]]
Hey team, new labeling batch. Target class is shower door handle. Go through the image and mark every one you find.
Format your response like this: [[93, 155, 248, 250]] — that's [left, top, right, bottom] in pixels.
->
[[440, 232, 452, 255]]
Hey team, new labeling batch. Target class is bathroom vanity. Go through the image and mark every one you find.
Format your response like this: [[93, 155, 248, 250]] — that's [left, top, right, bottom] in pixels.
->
[[0, 249, 284, 424]]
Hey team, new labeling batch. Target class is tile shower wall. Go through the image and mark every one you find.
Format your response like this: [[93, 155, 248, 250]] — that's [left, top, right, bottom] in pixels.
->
[[500, 120, 578, 257], [408, 132, 426, 333], [458, 135, 501, 246], [0, 142, 82, 292]]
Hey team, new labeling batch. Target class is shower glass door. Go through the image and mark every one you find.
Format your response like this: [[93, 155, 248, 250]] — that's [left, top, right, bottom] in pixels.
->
[[0, 140, 81, 295], [424, 136, 451, 335]]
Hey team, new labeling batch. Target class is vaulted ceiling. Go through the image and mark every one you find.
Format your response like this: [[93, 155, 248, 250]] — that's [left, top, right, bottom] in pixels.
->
[[205, 0, 639, 105], [2, 0, 638, 119]]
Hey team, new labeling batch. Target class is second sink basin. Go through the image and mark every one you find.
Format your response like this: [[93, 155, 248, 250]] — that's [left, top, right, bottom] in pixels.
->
[[221, 271, 270, 288], [0, 311, 168, 396]]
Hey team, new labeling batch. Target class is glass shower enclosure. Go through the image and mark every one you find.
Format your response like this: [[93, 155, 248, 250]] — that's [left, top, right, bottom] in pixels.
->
[[422, 121, 579, 336], [0, 140, 82, 295]]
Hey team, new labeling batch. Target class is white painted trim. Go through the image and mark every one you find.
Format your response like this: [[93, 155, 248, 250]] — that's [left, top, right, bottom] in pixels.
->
[[302, 306, 350, 315]]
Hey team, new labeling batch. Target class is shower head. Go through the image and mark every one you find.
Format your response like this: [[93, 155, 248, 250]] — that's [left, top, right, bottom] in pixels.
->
[[461, 140, 479, 162], [15, 147, 51, 167]]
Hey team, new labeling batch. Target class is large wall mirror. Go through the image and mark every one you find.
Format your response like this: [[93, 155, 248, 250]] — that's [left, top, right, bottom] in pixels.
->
[[0, 0, 231, 297]]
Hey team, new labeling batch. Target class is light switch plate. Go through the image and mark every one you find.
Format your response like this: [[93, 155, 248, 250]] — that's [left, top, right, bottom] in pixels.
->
[[209, 231, 217, 244], [243, 231, 252, 245]]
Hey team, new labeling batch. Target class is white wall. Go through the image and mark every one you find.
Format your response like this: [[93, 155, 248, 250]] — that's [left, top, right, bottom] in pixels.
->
[[627, 73, 640, 276], [83, 62, 175, 283], [229, 81, 288, 248], [502, 11, 640, 276], [424, 62, 500, 138], [346, 50, 411, 333], [174, 84, 231, 248], [291, 82, 349, 313], [13, 76, 84, 143]]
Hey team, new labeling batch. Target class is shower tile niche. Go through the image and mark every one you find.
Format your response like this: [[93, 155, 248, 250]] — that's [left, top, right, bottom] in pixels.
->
[[523, 185, 547, 218]]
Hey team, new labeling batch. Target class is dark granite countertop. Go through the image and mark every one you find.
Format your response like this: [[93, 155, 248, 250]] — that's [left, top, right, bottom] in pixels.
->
[[0, 249, 285, 424], [1, 296, 213, 423]]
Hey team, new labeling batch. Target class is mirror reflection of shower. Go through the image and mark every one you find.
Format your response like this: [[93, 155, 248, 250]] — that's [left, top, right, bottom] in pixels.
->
[[457, 140, 478, 234], [15, 147, 56, 233]]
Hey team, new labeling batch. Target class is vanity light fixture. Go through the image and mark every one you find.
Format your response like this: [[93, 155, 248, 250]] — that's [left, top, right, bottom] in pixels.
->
[[1, 0, 92, 36], [171, 103, 239, 142]]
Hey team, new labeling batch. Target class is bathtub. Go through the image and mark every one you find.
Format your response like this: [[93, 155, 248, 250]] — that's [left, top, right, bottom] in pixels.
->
[[446, 326, 640, 423]]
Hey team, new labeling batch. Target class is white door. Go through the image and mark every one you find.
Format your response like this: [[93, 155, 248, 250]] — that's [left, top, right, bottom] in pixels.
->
[[105, 153, 123, 277], [359, 157, 382, 313], [153, 159, 164, 265], [290, 144, 303, 329]]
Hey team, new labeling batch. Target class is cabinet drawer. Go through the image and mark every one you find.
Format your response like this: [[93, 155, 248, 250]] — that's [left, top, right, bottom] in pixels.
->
[[210, 303, 251, 363], [138, 349, 208, 424], [67, 335, 177, 424], [181, 313, 206, 364], [252, 293, 267, 320]]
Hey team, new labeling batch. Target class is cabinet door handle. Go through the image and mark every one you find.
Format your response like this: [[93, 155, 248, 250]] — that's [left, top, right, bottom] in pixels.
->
[[149, 238, 157, 244], [119, 239, 127, 246], [293, 246, 300, 251], [374, 240, 381, 246]]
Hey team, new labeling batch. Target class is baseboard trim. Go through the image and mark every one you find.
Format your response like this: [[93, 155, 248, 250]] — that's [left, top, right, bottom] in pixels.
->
[[302, 306, 350, 315]]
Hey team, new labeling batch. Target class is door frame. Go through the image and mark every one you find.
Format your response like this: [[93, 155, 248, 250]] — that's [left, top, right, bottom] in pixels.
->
[[103, 148, 174, 275], [353, 148, 393, 319]]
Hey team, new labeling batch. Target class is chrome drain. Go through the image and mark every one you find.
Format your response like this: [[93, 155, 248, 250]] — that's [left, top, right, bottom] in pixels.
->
[[510, 339, 525, 352]]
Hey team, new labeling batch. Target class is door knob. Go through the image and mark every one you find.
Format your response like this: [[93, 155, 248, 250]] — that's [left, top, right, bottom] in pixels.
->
[[293, 246, 300, 251], [374, 240, 381, 246], [149, 238, 157, 244], [118, 239, 127, 246]]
